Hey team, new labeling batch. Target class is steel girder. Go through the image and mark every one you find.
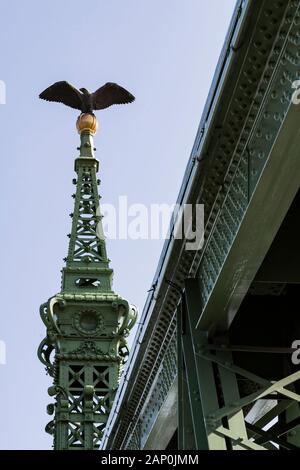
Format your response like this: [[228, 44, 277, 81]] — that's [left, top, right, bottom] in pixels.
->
[[177, 279, 300, 450]]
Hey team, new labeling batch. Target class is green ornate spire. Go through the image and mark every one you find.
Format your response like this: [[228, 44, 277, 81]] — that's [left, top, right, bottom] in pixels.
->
[[38, 113, 137, 450]]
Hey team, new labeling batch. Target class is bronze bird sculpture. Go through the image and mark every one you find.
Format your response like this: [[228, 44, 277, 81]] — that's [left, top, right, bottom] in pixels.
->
[[39, 81, 135, 114]]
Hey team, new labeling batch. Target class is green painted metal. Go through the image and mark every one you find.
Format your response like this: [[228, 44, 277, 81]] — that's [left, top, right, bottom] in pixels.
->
[[142, 379, 178, 450], [285, 403, 300, 447], [177, 305, 184, 451], [177, 302, 197, 450], [198, 0, 300, 323], [139, 331, 177, 449], [195, 347, 300, 449], [178, 284, 209, 450], [182, 280, 226, 450], [125, 319, 177, 450], [177, 279, 300, 450], [38, 125, 137, 450], [216, 350, 248, 450]]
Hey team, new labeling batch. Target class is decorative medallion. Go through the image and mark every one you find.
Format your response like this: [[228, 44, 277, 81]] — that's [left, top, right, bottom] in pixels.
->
[[74, 309, 105, 336]]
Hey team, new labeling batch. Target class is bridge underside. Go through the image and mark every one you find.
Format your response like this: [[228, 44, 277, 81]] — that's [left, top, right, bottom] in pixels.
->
[[101, 0, 300, 450], [148, 145, 300, 451], [142, 178, 300, 452]]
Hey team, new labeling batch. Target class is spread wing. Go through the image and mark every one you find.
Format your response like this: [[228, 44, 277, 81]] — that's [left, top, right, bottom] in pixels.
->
[[92, 82, 135, 110], [39, 81, 83, 111]]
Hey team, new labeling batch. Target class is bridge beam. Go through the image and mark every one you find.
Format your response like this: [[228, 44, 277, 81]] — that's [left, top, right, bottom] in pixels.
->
[[178, 279, 249, 449], [178, 279, 300, 450]]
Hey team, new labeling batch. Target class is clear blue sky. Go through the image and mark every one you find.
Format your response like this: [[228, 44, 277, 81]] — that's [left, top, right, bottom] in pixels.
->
[[0, 0, 236, 449]]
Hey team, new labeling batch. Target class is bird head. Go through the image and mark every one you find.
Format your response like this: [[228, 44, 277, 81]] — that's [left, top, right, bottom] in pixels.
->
[[79, 87, 90, 95]]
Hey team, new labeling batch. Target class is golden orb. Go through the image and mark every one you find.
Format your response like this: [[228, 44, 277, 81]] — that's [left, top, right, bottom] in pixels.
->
[[76, 113, 98, 135]]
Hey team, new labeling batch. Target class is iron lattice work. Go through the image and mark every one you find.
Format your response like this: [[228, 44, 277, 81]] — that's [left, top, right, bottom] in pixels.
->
[[38, 119, 137, 450], [101, 0, 300, 451], [68, 165, 107, 264]]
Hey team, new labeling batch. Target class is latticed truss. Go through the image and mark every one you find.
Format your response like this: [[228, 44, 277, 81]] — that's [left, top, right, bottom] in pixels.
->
[[68, 164, 107, 264], [55, 363, 112, 449]]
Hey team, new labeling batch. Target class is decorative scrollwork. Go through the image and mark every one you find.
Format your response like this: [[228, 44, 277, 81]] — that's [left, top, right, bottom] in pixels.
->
[[37, 338, 55, 376], [118, 303, 138, 337], [118, 339, 130, 365], [47, 403, 55, 415], [45, 420, 55, 435], [39, 303, 50, 328], [72, 341, 104, 356]]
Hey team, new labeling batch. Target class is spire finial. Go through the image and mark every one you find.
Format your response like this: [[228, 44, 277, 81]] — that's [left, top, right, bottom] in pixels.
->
[[76, 114, 98, 159], [76, 113, 98, 135]]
